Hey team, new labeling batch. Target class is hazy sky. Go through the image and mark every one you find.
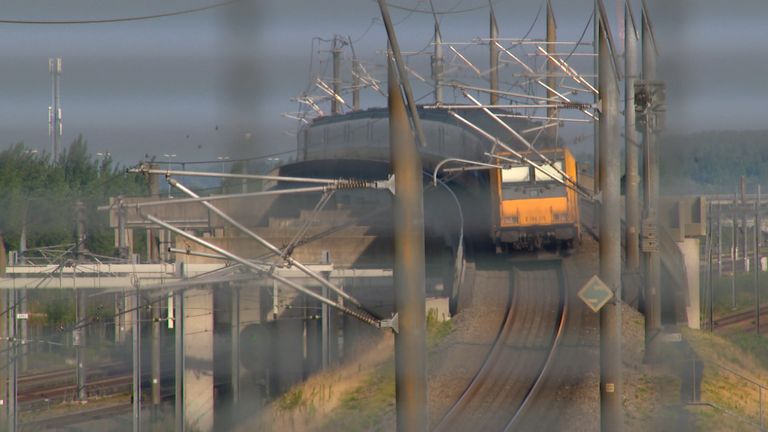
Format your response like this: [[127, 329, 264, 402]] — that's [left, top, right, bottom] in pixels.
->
[[0, 0, 764, 164]]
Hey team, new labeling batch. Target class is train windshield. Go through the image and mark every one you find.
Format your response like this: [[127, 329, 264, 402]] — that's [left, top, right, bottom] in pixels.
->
[[534, 161, 564, 182], [501, 166, 530, 183]]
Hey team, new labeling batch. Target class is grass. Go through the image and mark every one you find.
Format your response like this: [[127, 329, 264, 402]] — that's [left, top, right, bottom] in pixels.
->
[[682, 328, 768, 429], [710, 272, 768, 317]]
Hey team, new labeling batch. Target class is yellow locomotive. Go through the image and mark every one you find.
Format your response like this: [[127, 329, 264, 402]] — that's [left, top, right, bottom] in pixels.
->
[[489, 147, 580, 252]]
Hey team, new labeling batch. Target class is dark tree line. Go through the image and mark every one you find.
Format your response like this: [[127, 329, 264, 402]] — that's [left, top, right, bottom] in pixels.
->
[[660, 129, 768, 193], [0, 136, 148, 257]]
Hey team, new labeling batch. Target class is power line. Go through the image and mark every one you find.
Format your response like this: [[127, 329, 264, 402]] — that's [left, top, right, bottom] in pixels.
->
[[379, 0, 506, 15], [0, 0, 242, 25]]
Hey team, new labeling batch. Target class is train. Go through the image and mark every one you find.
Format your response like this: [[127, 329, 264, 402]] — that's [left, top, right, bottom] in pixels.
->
[[489, 147, 580, 253]]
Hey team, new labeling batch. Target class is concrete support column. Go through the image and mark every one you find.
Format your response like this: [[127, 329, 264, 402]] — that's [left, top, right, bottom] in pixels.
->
[[75, 286, 87, 401], [174, 291, 184, 432], [679, 238, 701, 329], [183, 288, 214, 432], [151, 298, 161, 418], [231, 285, 240, 406], [19, 291, 27, 373]]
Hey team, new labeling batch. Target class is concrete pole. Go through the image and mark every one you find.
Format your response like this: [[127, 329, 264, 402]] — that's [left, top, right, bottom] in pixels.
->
[[488, 12, 498, 106], [389, 50, 428, 432], [733, 194, 738, 309], [718, 201, 722, 277], [118, 197, 128, 260], [598, 17, 623, 432], [19, 291, 27, 374], [133, 285, 141, 432], [231, 285, 240, 406], [434, 23, 444, 104], [593, 2, 600, 193], [0, 238, 5, 427], [76, 286, 87, 401], [708, 202, 715, 331], [175, 291, 185, 432], [49, 58, 62, 160], [742, 176, 749, 271], [151, 299, 161, 418], [332, 36, 342, 115], [642, 6, 661, 360], [321, 251, 331, 369], [545, 0, 558, 142], [7, 288, 16, 432], [625, 4, 640, 271], [756, 185, 761, 335], [352, 57, 361, 111]]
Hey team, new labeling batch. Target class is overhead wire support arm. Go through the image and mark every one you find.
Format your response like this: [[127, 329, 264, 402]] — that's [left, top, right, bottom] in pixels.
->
[[447, 111, 594, 201], [166, 177, 372, 313], [140, 212, 385, 329], [462, 91, 576, 184], [536, 46, 598, 94], [493, 41, 597, 120], [128, 165, 393, 190]]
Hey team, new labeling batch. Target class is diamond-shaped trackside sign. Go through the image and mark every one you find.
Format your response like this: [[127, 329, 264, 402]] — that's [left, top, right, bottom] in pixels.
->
[[578, 275, 614, 313]]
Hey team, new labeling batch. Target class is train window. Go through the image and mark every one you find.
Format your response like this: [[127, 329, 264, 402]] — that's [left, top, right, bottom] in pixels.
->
[[501, 166, 530, 183], [534, 161, 564, 182]]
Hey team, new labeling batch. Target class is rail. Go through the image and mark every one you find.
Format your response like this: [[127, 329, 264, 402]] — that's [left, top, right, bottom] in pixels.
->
[[433, 260, 567, 431]]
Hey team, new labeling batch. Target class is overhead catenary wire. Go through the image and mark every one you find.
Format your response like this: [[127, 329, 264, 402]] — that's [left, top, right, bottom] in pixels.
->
[[0, 0, 242, 24]]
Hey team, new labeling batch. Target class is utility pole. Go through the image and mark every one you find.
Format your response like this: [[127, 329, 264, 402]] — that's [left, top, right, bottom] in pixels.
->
[[624, 3, 640, 271], [545, 0, 557, 143], [592, 2, 600, 194], [49, 58, 62, 160], [756, 185, 761, 335], [488, 11, 498, 106], [597, 3, 623, 429], [433, 23, 444, 104], [389, 54, 428, 431], [231, 285, 240, 408], [332, 36, 343, 115], [717, 199, 722, 277], [732, 194, 738, 309], [742, 176, 749, 271], [75, 201, 87, 402], [383, 16, 428, 430], [7, 287, 17, 432], [0, 236, 6, 429], [641, 2, 662, 360], [133, 280, 141, 432], [351, 39, 361, 111], [174, 290, 185, 432], [320, 251, 331, 369], [151, 299, 161, 420]]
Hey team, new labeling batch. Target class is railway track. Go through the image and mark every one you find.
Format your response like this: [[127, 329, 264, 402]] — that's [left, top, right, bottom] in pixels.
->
[[433, 258, 567, 432], [713, 305, 768, 332]]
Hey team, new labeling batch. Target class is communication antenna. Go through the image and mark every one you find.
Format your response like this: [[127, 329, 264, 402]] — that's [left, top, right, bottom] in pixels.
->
[[49, 58, 63, 159]]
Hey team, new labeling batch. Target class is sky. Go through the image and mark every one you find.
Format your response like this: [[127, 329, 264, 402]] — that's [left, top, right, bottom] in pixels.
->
[[0, 0, 764, 165]]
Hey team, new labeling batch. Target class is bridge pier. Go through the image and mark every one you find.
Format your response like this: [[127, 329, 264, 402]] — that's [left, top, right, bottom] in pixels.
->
[[678, 238, 701, 329], [183, 288, 214, 432]]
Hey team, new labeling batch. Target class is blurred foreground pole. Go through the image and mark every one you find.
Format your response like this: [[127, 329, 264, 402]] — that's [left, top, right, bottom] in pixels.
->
[[545, 0, 557, 141], [641, 3, 661, 360], [152, 298, 161, 418], [380, 0, 427, 426], [488, 11, 498, 105], [0, 236, 6, 427], [624, 3, 640, 271], [133, 282, 141, 432], [597, 5, 623, 431]]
